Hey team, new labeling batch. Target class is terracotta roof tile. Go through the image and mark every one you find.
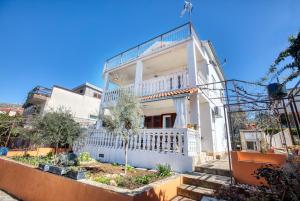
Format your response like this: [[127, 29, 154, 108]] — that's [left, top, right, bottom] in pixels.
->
[[141, 87, 198, 101]]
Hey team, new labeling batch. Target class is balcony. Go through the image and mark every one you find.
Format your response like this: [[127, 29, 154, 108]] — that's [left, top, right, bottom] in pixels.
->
[[23, 86, 52, 108], [102, 70, 188, 106], [104, 23, 193, 72]]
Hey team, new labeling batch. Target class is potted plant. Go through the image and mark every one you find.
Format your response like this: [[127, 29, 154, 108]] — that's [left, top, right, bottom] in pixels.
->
[[66, 167, 86, 180], [38, 163, 51, 171], [48, 165, 68, 175]]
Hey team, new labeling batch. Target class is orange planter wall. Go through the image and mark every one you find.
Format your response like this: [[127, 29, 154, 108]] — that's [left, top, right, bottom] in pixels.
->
[[6, 147, 67, 157], [0, 158, 181, 201], [231, 151, 287, 186]]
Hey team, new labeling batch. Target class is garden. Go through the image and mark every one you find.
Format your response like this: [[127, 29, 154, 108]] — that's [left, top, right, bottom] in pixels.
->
[[10, 151, 172, 190]]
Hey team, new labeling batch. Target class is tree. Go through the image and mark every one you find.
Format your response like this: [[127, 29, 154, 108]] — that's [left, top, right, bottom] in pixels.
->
[[0, 114, 23, 147], [229, 110, 248, 149], [261, 31, 300, 85], [32, 108, 81, 155], [102, 90, 143, 175]]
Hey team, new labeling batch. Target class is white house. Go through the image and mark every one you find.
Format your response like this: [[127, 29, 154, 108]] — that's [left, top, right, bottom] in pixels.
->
[[23, 83, 102, 127], [75, 23, 229, 172]]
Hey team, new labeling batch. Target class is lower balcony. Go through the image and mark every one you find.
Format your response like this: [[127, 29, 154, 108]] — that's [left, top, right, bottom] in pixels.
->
[[74, 128, 201, 172], [102, 71, 188, 106]]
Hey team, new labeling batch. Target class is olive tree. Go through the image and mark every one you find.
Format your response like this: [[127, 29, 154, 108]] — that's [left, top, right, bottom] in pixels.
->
[[32, 108, 81, 155], [102, 90, 143, 175]]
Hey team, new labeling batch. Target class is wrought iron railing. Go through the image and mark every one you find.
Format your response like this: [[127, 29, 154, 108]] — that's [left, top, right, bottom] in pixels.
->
[[105, 23, 193, 71], [29, 86, 52, 97]]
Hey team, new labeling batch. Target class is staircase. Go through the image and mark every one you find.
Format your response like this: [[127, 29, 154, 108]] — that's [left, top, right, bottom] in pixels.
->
[[171, 161, 231, 201]]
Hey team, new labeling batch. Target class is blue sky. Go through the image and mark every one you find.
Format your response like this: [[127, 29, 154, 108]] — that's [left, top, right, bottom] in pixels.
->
[[0, 0, 299, 104]]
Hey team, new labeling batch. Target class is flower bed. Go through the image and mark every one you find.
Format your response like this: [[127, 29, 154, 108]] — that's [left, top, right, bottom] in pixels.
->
[[0, 157, 181, 201], [9, 153, 172, 190]]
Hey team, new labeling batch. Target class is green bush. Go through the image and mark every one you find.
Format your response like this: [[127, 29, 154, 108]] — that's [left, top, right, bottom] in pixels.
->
[[12, 155, 54, 166], [134, 175, 153, 185], [126, 164, 134, 171], [156, 164, 171, 177], [93, 176, 110, 184], [78, 152, 92, 162]]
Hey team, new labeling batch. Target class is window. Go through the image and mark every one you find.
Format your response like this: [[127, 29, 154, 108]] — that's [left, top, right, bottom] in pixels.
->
[[163, 115, 172, 128], [79, 89, 84, 94], [211, 109, 215, 123], [177, 75, 181, 89], [212, 75, 216, 90], [89, 115, 98, 119], [93, 93, 101, 99], [246, 141, 256, 150]]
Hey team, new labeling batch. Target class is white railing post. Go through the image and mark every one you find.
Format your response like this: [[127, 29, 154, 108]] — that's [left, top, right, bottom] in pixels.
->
[[183, 131, 188, 156]]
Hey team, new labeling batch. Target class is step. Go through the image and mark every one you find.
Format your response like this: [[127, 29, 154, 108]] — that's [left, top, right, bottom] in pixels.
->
[[177, 184, 215, 200], [171, 195, 196, 201], [194, 166, 230, 177], [182, 172, 231, 190]]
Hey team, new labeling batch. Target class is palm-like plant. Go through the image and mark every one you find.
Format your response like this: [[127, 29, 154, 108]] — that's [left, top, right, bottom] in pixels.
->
[[261, 32, 300, 85]]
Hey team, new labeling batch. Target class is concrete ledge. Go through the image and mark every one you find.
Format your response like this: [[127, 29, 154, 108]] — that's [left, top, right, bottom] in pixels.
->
[[0, 157, 182, 201]]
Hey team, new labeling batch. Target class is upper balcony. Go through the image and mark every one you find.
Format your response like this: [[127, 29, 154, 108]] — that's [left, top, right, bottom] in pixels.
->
[[103, 23, 194, 73]]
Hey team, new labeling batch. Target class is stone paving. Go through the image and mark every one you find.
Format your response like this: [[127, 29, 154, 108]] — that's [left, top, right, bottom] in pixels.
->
[[197, 160, 230, 170], [0, 190, 19, 201]]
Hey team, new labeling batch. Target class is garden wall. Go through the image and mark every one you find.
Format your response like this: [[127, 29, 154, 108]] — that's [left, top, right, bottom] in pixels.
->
[[231, 151, 287, 186], [7, 147, 67, 157], [0, 158, 181, 201]]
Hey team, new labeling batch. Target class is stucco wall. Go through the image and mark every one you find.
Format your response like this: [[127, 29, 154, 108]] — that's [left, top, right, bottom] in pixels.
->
[[44, 87, 100, 121], [231, 151, 286, 186], [84, 145, 195, 172]]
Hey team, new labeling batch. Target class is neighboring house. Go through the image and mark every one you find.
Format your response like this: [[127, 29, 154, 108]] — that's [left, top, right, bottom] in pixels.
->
[[76, 23, 228, 172], [0, 104, 23, 116], [23, 83, 102, 127], [240, 129, 265, 151]]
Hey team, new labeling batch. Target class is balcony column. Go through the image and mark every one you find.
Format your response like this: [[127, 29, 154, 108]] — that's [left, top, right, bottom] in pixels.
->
[[96, 72, 109, 129], [189, 93, 201, 153], [134, 60, 143, 96], [187, 40, 198, 86]]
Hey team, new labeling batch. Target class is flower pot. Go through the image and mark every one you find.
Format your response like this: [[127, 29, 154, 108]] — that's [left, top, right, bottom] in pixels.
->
[[38, 163, 50, 172], [66, 170, 86, 180], [0, 147, 8, 156], [48, 165, 67, 175]]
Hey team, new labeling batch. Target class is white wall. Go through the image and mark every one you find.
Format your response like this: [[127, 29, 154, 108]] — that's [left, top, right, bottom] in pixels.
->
[[83, 145, 195, 172], [43, 87, 101, 121]]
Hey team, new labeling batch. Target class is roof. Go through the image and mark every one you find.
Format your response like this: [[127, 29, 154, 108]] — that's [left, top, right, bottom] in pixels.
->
[[72, 82, 103, 93], [141, 87, 198, 101]]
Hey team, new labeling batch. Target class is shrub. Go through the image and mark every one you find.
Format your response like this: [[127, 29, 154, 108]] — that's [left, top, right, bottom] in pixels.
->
[[12, 155, 54, 166], [126, 164, 134, 171], [55, 153, 78, 167], [156, 164, 171, 177], [134, 175, 153, 185], [78, 152, 92, 162], [93, 176, 110, 184]]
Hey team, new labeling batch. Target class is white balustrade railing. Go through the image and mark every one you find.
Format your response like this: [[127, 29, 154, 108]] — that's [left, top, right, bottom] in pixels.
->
[[102, 71, 188, 105], [139, 71, 188, 96], [105, 23, 192, 71], [102, 84, 134, 105], [75, 128, 200, 156]]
